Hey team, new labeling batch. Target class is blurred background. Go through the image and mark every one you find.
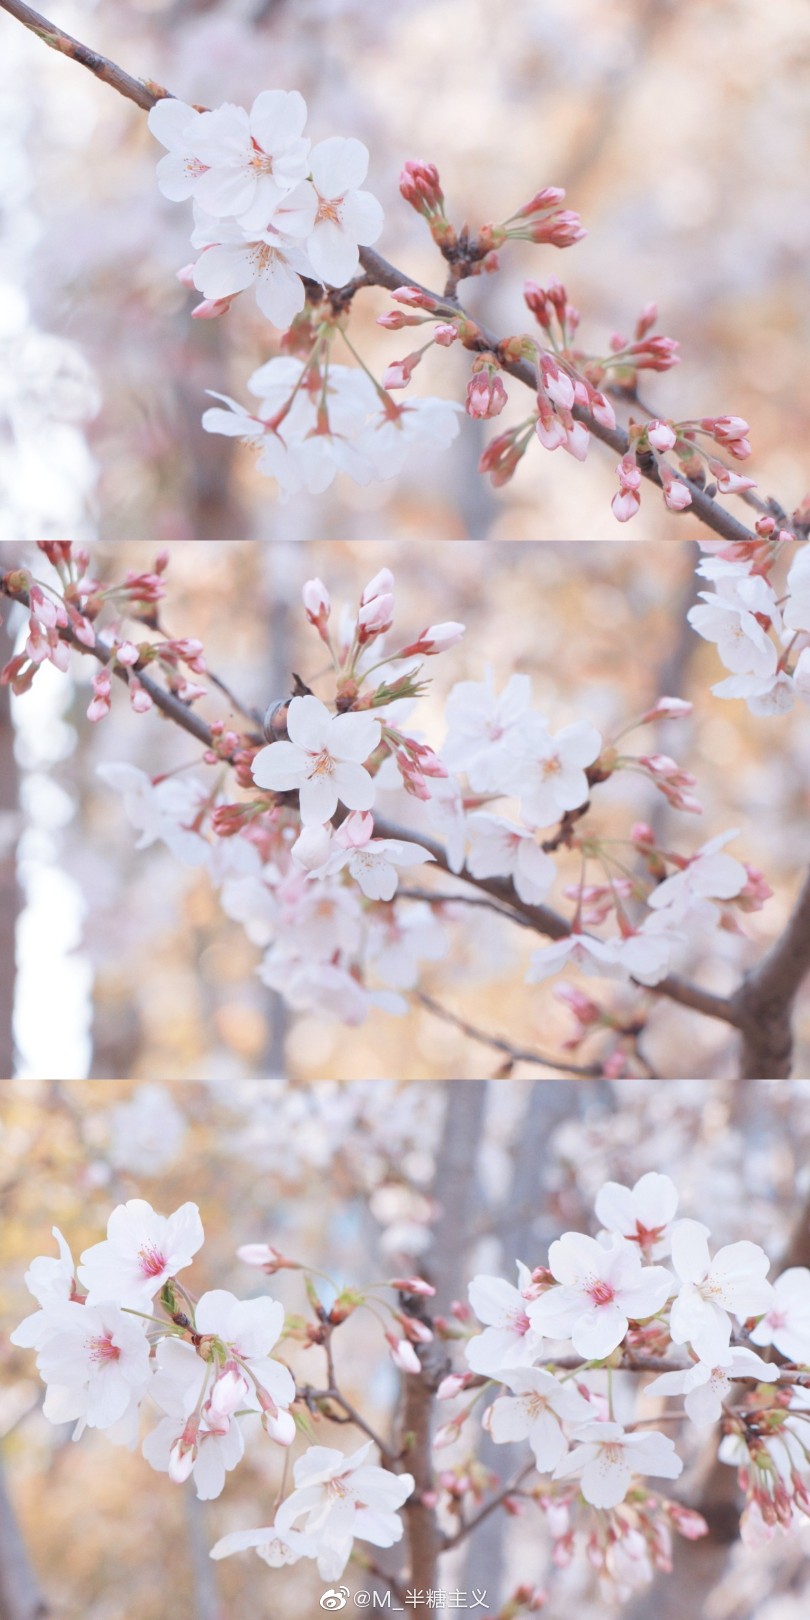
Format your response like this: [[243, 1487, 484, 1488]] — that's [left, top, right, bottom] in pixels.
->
[[2, 537, 810, 1081], [2, 1076, 810, 1619], [1, 0, 809, 541]]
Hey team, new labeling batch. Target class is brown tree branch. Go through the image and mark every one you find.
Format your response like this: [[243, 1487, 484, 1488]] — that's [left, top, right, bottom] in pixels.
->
[[0, 0, 766, 545], [414, 990, 603, 1077], [731, 869, 810, 1079]]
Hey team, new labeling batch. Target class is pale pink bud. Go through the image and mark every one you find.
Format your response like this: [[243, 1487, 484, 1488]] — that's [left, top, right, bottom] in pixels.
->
[[466, 372, 508, 419], [114, 640, 139, 666], [398, 622, 465, 657], [335, 811, 374, 850], [612, 488, 641, 523], [87, 668, 112, 723], [647, 419, 677, 452], [208, 1367, 250, 1419], [433, 323, 458, 347], [434, 1421, 462, 1449], [358, 592, 395, 635], [262, 1407, 296, 1446], [391, 285, 439, 310], [389, 1277, 437, 1297], [292, 824, 333, 871], [236, 1243, 299, 1273], [387, 1334, 421, 1374], [176, 263, 197, 289], [168, 1438, 197, 1483], [129, 677, 153, 714], [707, 460, 758, 494], [588, 390, 616, 430], [640, 697, 693, 722], [302, 578, 331, 630], [191, 297, 232, 319], [399, 1315, 433, 1344], [361, 568, 396, 604], [437, 1374, 468, 1400], [660, 468, 692, 511]]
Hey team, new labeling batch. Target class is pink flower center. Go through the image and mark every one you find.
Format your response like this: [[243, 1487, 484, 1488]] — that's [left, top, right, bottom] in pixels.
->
[[87, 1332, 121, 1364], [137, 1243, 168, 1279], [507, 1307, 531, 1335], [316, 196, 344, 225], [308, 748, 335, 780], [587, 1279, 616, 1308]]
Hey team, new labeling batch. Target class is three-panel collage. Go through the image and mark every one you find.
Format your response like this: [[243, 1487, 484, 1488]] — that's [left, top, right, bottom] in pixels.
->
[[2, 4, 810, 1618]]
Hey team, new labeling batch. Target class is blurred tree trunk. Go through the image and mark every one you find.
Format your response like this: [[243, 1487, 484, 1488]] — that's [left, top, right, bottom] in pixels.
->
[[0, 617, 20, 1078], [0, 1457, 47, 1620]]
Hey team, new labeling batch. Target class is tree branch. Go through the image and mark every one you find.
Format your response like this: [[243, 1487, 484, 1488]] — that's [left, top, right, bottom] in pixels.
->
[[731, 868, 810, 1078], [414, 990, 603, 1077], [1, 0, 765, 545]]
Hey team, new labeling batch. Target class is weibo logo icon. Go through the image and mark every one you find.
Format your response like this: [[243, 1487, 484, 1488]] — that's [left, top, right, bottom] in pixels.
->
[[320, 1589, 350, 1611]]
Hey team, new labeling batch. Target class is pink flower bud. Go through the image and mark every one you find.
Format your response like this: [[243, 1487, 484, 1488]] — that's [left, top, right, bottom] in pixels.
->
[[383, 352, 423, 390], [263, 1406, 296, 1446], [292, 824, 333, 871], [236, 1243, 299, 1274], [466, 372, 508, 419], [437, 1374, 468, 1400], [397, 622, 465, 657], [399, 160, 445, 216], [87, 667, 112, 723], [387, 1334, 421, 1373], [647, 419, 677, 452], [361, 568, 396, 604], [640, 697, 693, 722], [191, 297, 232, 320], [302, 578, 331, 631], [388, 1277, 437, 1297], [176, 263, 197, 290], [168, 1438, 197, 1484], [433, 323, 458, 347], [208, 1367, 250, 1419], [129, 677, 153, 714]]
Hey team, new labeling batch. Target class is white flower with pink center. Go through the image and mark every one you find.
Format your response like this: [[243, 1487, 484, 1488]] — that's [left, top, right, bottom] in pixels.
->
[[442, 670, 533, 790], [668, 1219, 774, 1364], [465, 1263, 544, 1375], [528, 1233, 673, 1359], [526, 933, 621, 984], [466, 812, 556, 905], [272, 1441, 415, 1580], [326, 810, 434, 900], [96, 764, 211, 867], [594, 1173, 679, 1261], [78, 1199, 204, 1311], [486, 1368, 593, 1470], [147, 99, 209, 202], [553, 1421, 683, 1508], [647, 830, 748, 912], [190, 210, 314, 330], [210, 1525, 316, 1570], [36, 1301, 151, 1431], [10, 1227, 77, 1350], [505, 717, 602, 829], [251, 695, 381, 825], [645, 1346, 777, 1428], [750, 1268, 810, 1363], [182, 91, 311, 223], [270, 136, 384, 285]]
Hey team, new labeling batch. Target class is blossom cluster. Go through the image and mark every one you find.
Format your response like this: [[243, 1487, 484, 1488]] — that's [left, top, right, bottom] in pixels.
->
[[441, 1172, 810, 1596], [147, 92, 463, 497], [142, 81, 758, 524], [11, 1199, 415, 1582], [689, 536, 810, 715], [1, 544, 772, 1072]]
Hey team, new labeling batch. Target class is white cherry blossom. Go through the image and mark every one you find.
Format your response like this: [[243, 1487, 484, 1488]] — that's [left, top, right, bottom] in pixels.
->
[[193, 1289, 295, 1414], [466, 813, 556, 904], [185, 91, 311, 223], [526, 933, 622, 984], [668, 1219, 774, 1364], [784, 546, 810, 632], [251, 695, 381, 824], [326, 810, 433, 900], [442, 670, 533, 791], [190, 211, 313, 329], [505, 717, 602, 828], [267, 136, 384, 284], [273, 1441, 415, 1580], [465, 1264, 545, 1376], [594, 1173, 679, 1260], [10, 1228, 77, 1350], [78, 1199, 204, 1310], [750, 1268, 810, 1363], [210, 1526, 316, 1570], [528, 1233, 673, 1360], [553, 1421, 683, 1508], [647, 830, 748, 911], [96, 764, 211, 866], [645, 1346, 778, 1428], [487, 1368, 593, 1470], [364, 903, 449, 990], [147, 99, 209, 203], [36, 1301, 151, 1432]]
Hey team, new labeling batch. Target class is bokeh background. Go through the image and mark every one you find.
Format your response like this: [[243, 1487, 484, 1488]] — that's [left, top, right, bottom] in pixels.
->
[[2, 537, 810, 1081], [1, 0, 809, 541], [2, 1076, 810, 1620]]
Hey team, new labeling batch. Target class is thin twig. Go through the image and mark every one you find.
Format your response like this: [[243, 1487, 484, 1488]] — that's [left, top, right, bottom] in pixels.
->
[[415, 991, 603, 1077]]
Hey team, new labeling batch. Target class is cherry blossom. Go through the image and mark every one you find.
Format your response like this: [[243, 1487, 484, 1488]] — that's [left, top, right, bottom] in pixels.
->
[[35, 1301, 151, 1432], [147, 99, 209, 203], [647, 830, 748, 911], [210, 1526, 316, 1571], [668, 1219, 774, 1364], [78, 1198, 205, 1310], [505, 717, 602, 828], [486, 1368, 593, 1470], [466, 813, 556, 904], [9, 1228, 78, 1350], [442, 670, 533, 791], [553, 1422, 683, 1508], [273, 136, 385, 284], [189, 211, 313, 329], [594, 1173, 679, 1261], [326, 810, 434, 901], [645, 1346, 778, 1428], [177, 91, 310, 223], [192, 1289, 295, 1417], [750, 1267, 810, 1363], [526, 933, 624, 984], [465, 1264, 545, 1376], [273, 1441, 415, 1579], [143, 1407, 245, 1501], [251, 695, 381, 824], [528, 1233, 673, 1359], [96, 764, 211, 866]]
